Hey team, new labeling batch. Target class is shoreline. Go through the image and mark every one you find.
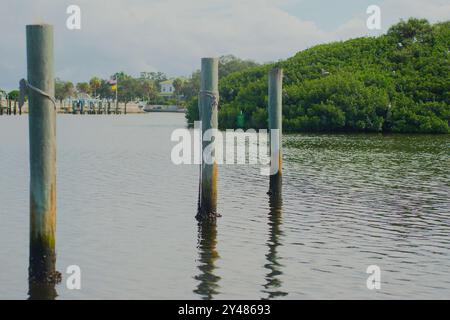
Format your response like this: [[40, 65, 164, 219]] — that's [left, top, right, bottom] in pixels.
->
[[0, 102, 186, 114]]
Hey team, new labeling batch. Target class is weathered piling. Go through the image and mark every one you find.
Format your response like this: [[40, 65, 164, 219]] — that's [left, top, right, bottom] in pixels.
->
[[263, 70, 285, 296], [26, 24, 58, 283], [196, 57, 219, 221], [28, 281, 57, 300], [268, 68, 283, 196], [7, 97, 11, 115]]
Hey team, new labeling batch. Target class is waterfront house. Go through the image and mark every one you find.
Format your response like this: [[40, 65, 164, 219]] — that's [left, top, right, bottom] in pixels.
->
[[160, 80, 175, 96]]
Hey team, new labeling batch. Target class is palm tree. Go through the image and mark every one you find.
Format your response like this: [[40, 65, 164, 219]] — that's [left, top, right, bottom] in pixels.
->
[[89, 77, 101, 97]]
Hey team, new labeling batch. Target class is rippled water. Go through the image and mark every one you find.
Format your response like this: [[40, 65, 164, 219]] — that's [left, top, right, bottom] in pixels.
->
[[0, 114, 449, 299]]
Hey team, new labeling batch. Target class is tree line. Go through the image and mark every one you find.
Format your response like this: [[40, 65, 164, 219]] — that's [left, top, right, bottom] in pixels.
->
[[185, 18, 450, 134], [54, 71, 172, 106], [1, 55, 259, 111], [49, 54, 259, 109]]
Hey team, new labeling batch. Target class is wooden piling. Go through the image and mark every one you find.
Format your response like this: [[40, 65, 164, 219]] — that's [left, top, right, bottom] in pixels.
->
[[28, 281, 57, 300], [26, 24, 58, 283], [196, 57, 219, 220], [268, 68, 283, 196]]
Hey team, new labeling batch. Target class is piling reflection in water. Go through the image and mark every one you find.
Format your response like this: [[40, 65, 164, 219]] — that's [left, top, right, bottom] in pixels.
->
[[262, 193, 288, 299], [194, 220, 221, 300]]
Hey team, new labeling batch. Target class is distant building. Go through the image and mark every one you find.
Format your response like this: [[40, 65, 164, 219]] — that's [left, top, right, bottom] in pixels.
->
[[160, 80, 175, 96], [159, 77, 188, 98], [76, 92, 94, 101]]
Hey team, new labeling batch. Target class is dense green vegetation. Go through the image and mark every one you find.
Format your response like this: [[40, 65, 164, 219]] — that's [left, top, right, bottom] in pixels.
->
[[186, 19, 450, 133]]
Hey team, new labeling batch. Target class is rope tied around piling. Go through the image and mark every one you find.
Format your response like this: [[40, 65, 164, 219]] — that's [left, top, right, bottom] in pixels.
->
[[19, 78, 57, 110], [199, 90, 220, 110]]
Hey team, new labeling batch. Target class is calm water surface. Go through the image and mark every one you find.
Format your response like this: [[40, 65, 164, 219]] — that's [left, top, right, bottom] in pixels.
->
[[0, 114, 449, 299]]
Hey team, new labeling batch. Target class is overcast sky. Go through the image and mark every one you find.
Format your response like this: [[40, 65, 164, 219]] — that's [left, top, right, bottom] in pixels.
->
[[0, 0, 449, 90]]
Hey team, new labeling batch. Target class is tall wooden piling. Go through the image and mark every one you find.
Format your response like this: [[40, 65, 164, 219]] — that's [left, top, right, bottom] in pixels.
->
[[197, 57, 219, 220], [27, 24, 58, 283], [268, 68, 283, 196]]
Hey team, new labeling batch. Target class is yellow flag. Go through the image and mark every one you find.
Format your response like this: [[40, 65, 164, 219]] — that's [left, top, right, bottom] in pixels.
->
[[111, 84, 117, 91]]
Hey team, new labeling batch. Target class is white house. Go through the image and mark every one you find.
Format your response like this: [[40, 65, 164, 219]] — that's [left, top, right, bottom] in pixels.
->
[[160, 80, 175, 96]]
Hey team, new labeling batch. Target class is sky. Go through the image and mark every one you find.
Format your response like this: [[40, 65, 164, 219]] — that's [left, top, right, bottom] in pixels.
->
[[0, 0, 449, 91]]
